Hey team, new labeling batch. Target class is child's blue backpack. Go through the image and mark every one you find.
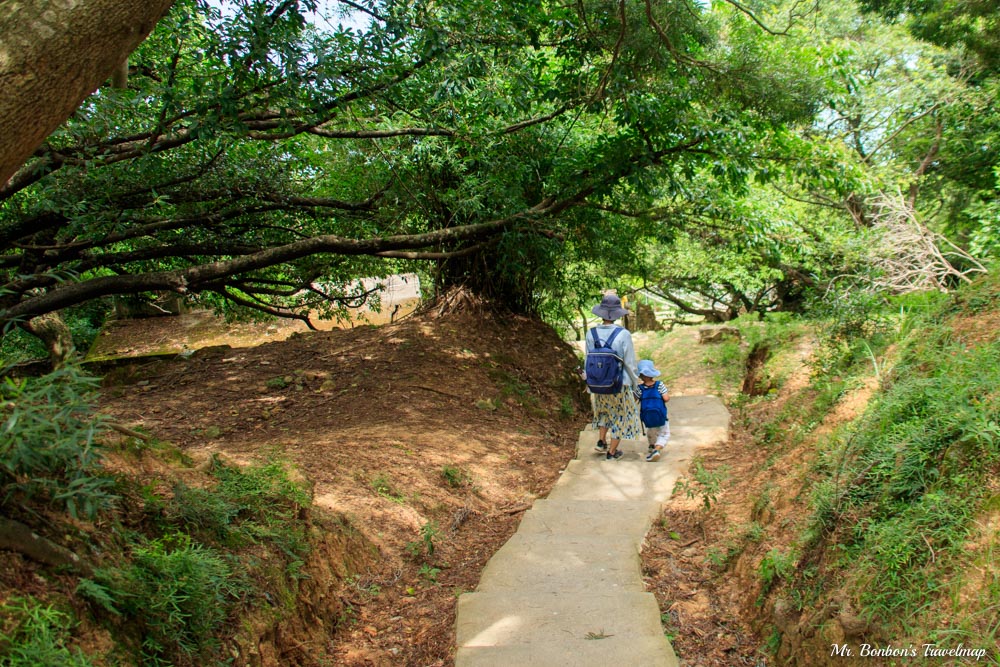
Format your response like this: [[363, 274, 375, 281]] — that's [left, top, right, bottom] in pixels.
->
[[585, 327, 624, 394], [639, 381, 668, 427]]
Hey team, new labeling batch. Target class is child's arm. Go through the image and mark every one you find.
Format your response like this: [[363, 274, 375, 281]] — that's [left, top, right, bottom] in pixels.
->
[[660, 381, 670, 404]]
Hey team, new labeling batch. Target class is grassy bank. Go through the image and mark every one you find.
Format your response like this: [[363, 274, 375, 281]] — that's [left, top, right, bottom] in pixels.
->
[[0, 365, 373, 666], [636, 276, 999, 665], [720, 278, 999, 664]]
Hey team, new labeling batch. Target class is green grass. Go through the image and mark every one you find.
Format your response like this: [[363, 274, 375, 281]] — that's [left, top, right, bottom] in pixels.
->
[[405, 521, 440, 562], [116, 535, 236, 663], [68, 455, 318, 665], [783, 276, 1000, 641], [757, 548, 797, 603], [441, 465, 472, 488], [715, 277, 1000, 661], [371, 472, 407, 503]]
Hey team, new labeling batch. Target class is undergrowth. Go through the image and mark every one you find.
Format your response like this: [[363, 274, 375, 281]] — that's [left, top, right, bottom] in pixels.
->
[[0, 363, 321, 666], [692, 278, 1000, 662], [0, 598, 94, 667], [700, 311, 810, 398], [805, 297, 1000, 640], [754, 277, 1000, 660]]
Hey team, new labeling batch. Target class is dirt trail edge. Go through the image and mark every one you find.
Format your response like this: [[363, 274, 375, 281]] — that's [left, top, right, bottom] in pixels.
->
[[454, 395, 730, 666]]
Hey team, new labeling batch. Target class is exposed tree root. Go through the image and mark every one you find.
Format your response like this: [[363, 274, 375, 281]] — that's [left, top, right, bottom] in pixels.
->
[[0, 517, 92, 577], [421, 286, 490, 318]]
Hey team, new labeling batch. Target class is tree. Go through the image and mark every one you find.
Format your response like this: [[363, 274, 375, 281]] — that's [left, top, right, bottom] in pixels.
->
[[850, 0, 1000, 255], [857, 0, 1000, 70], [0, 0, 831, 359], [0, 0, 177, 186]]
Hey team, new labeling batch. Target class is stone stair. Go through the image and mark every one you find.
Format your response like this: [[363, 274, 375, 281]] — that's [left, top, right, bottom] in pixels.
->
[[454, 395, 730, 667]]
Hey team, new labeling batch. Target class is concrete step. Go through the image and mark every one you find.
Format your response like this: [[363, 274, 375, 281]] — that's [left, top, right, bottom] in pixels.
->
[[546, 459, 682, 502], [516, 498, 662, 537], [455, 635, 678, 667], [475, 532, 645, 593], [456, 590, 670, 649], [663, 395, 730, 445], [575, 395, 729, 456], [575, 434, 644, 459], [454, 396, 730, 667]]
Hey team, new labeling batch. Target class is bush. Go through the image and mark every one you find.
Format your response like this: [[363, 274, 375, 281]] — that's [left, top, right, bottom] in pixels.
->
[[113, 535, 237, 665], [168, 482, 241, 544], [213, 457, 310, 518], [807, 289, 895, 379], [75, 457, 315, 665], [0, 363, 114, 519], [441, 465, 472, 488], [802, 281, 1000, 624], [758, 548, 796, 599], [0, 597, 94, 667], [169, 457, 311, 554]]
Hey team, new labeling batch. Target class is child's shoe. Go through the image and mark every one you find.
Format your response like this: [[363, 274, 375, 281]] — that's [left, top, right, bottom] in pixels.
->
[[645, 448, 662, 462]]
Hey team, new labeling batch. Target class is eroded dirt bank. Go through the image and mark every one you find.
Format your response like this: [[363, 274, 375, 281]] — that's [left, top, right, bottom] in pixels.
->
[[99, 307, 588, 665]]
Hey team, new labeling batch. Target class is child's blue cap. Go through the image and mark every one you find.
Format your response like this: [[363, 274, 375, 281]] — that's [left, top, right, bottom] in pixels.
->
[[637, 360, 661, 378]]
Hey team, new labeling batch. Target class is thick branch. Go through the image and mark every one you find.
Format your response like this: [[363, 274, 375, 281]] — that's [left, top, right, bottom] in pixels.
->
[[0, 0, 176, 185], [374, 241, 492, 260], [308, 126, 454, 139], [0, 203, 553, 323], [3, 52, 439, 200]]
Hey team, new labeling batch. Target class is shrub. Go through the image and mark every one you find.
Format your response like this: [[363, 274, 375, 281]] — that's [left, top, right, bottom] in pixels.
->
[[674, 456, 728, 510], [405, 521, 439, 561], [115, 535, 237, 664], [441, 465, 472, 488], [0, 363, 115, 519], [168, 482, 241, 544], [0, 597, 94, 666], [800, 279, 1000, 625], [213, 457, 310, 520], [169, 457, 311, 554], [758, 548, 796, 600]]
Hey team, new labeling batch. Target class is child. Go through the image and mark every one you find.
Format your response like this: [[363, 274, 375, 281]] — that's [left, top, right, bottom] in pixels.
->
[[633, 359, 670, 462]]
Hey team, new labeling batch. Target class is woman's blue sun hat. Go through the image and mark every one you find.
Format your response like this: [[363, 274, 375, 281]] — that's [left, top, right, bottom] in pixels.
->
[[592, 293, 629, 320], [637, 359, 661, 378]]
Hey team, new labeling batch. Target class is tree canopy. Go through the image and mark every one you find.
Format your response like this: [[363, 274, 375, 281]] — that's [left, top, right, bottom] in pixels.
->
[[1, 0, 998, 358], [0, 0, 828, 335]]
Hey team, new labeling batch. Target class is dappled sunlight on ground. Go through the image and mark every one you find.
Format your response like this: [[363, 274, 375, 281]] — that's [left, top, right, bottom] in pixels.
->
[[97, 308, 584, 665]]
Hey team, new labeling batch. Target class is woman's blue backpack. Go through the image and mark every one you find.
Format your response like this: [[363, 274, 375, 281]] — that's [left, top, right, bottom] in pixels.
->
[[585, 327, 624, 394], [638, 382, 667, 427]]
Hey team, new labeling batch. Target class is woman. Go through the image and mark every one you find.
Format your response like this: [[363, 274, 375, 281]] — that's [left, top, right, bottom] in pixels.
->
[[586, 293, 641, 460]]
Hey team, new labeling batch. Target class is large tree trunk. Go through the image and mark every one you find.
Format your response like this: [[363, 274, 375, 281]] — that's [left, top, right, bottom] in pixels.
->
[[0, 0, 176, 186], [436, 242, 540, 315]]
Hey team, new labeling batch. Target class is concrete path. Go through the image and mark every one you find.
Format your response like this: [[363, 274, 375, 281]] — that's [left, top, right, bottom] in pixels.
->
[[455, 395, 730, 667]]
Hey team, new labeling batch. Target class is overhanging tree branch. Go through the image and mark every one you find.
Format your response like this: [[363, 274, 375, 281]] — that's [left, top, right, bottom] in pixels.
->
[[0, 202, 555, 324]]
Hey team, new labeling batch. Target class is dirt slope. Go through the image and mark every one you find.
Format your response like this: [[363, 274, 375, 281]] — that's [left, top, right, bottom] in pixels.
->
[[98, 306, 589, 665]]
